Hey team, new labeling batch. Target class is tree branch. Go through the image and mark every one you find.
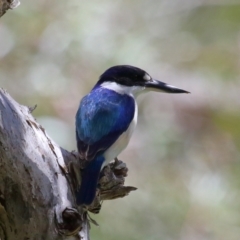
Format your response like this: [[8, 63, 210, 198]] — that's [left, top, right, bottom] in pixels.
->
[[0, 89, 136, 239], [0, 89, 85, 239], [0, 0, 20, 18]]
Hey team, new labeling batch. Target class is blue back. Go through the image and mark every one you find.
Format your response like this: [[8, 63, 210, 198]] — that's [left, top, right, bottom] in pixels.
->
[[76, 87, 135, 161]]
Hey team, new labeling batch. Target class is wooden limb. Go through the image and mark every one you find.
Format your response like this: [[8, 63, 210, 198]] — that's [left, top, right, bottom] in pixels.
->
[[0, 89, 137, 239], [0, 0, 20, 18], [88, 158, 137, 214], [0, 89, 87, 239]]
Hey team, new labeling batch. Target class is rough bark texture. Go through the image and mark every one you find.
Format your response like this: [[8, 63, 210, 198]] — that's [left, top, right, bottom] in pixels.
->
[[0, 0, 20, 17], [0, 89, 85, 239], [0, 89, 136, 240]]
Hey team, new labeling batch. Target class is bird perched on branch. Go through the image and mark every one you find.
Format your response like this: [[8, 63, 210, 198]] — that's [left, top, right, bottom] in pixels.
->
[[75, 65, 189, 205]]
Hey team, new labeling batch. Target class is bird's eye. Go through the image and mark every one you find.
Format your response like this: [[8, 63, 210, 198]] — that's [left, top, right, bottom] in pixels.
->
[[143, 73, 151, 81]]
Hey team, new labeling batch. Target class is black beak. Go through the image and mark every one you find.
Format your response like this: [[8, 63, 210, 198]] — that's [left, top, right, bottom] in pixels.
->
[[145, 79, 189, 94]]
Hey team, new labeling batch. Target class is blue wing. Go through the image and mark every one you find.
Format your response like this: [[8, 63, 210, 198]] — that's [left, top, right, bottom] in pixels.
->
[[76, 88, 135, 161]]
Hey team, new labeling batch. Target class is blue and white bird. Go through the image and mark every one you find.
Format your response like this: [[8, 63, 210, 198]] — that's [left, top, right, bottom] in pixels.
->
[[75, 65, 188, 205]]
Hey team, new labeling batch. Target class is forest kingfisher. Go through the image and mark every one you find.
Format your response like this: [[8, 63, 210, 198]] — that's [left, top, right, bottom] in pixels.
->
[[75, 65, 189, 206]]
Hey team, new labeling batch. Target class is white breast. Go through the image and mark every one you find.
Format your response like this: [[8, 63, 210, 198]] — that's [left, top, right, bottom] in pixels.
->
[[102, 100, 138, 167]]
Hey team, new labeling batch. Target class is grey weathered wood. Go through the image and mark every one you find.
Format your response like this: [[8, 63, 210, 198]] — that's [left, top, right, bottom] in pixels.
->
[[0, 0, 20, 17], [0, 89, 137, 239], [0, 89, 87, 239]]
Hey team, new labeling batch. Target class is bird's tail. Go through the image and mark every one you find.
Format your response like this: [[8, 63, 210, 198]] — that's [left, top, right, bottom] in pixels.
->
[[76, 155, 105, 206]]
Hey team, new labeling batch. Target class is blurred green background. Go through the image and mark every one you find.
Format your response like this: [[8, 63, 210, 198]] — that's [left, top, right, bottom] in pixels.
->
[[1, 0, 240, 239]]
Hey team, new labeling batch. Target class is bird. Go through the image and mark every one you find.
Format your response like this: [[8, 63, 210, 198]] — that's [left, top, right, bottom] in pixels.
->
[[75, 65, 189, 206]]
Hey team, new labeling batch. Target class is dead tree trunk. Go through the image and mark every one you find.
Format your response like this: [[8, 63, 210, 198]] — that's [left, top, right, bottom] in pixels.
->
[[0, 90, 136, 240], [0, 89, 86, 239]]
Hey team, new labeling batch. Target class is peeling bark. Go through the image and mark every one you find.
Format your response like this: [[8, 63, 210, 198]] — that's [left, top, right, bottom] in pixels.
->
[[0, 89, 136, 239], [0, 89, 86, 239]]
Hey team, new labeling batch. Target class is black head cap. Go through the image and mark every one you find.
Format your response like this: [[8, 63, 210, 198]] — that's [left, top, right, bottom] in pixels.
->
[[97, 65, 150, 87], [95, 65, 190, 94]]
